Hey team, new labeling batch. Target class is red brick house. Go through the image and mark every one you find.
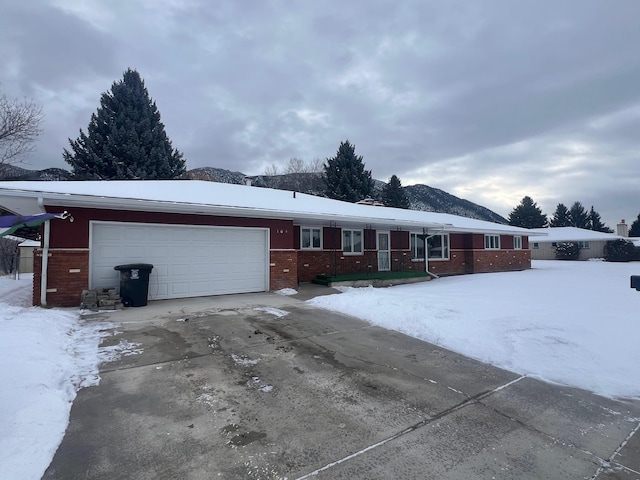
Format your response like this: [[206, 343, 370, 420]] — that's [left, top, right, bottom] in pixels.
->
[[0, 180, 532, 307]]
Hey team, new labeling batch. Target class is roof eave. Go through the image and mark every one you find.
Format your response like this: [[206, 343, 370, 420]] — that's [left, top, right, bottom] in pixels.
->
[[22, 192, 452, 231]]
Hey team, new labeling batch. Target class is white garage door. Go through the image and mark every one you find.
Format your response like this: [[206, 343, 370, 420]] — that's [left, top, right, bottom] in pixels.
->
[[90, 222, 269, 300]]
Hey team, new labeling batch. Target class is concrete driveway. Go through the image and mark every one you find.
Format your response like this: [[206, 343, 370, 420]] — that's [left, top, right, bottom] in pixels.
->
[[44, 288, 640, 480]]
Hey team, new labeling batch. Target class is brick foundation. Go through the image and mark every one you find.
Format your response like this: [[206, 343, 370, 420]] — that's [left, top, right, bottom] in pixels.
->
[[33, 249, 90, 307], [469, 249, 531, 273], [269, 250, 298, 291]]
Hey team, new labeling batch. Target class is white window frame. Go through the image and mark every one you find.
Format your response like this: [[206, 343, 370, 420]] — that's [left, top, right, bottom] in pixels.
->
[[410, 232, 425, 260], [485, 234, 501, 250], [513, 236, 522, 250], [532, 242, 539, 249], [342, 228, 363, 255], [427, 233, 449, 260], [300, 227, 322, 250], [578, 241, 590, 249]]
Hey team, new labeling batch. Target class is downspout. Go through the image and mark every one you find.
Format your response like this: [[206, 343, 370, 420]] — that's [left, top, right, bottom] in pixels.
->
[[421, 228, 441, 279], [37, 197, 49, 306], [41, 219, 50, 306]]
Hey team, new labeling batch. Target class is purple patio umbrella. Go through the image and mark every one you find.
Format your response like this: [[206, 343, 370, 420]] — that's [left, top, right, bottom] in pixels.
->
[[0, 212, 71, 237]]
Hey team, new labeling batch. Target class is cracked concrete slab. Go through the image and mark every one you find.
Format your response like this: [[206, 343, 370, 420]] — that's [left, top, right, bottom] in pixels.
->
[[43, 290, 640, 480]]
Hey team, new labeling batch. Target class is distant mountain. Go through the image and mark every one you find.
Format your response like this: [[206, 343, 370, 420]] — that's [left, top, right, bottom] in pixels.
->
[[0, 165, 507, 223], [200, 169, 507, 224], [403, 184, 507, 223], [0, 165, 72, 181]]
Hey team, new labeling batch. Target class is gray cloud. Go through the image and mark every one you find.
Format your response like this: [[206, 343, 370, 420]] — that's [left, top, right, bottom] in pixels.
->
[[1, 0, 639, 227]]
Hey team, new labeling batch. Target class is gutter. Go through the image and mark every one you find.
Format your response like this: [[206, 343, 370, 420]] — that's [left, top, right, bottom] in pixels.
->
[[37, 197, 49, 307]]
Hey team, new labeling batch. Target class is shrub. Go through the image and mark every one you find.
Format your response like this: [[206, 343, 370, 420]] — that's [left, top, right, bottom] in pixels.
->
[[554, 242, 581, 260], [603, 239, 636, 262]]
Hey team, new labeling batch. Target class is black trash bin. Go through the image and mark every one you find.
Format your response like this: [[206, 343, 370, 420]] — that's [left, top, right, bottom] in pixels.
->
[[114, 263, 154, 307]]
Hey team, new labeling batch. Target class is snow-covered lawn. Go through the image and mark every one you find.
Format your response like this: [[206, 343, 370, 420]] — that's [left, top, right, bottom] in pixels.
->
[[309, 260, 640, 400], [0, 275, 119, 480], [1, 260, 638, 479]]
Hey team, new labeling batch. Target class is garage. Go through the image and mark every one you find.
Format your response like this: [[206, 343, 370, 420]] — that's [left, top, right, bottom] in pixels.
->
[[90, 222, 269, 300]]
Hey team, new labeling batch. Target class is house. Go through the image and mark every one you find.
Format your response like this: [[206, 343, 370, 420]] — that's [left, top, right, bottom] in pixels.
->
[[528, 226, 624, 260], [0, 180, 534, 307], [18, 239, 40, 273]]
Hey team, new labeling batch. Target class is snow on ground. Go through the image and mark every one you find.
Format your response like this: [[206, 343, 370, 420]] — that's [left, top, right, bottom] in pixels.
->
[[1, 260, 638, 479], [0, 274, 121, 480], [309, 260, 640, 400]]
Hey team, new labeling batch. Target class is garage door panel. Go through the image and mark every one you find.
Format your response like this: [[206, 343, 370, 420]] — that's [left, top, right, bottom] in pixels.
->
[[91, 223, 268, 300]]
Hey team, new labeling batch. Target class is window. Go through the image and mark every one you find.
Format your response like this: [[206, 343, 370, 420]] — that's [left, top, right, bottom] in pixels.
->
[[410, 232, 425, 260], [342, 229, 363, 254], [301, 227, 322, 249], [532, 242, 539, 249], [485, 234, 500, 250], [578, 241, 590, 249], [513, 236, 522, 250], [427, 233, 449, 260]]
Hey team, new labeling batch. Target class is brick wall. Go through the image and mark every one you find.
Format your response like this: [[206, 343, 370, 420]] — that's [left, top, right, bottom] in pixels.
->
[[269, 250, 298, 290], [33, 249, 90, 307], [297, 250, 384, 281], [408, 249, 531, 277], [469, 249, 531, 273], [428, 250, 469, 276]]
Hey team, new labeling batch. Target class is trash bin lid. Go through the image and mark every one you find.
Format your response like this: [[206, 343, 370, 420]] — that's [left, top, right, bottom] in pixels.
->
[[114, 263, 154, 271]]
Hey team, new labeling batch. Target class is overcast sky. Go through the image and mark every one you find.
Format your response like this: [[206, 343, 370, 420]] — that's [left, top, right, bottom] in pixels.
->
[[2, 0, 639, 227]]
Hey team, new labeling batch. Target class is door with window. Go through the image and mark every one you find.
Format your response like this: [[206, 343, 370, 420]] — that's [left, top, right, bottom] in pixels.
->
[[377, 231, 390, 271]]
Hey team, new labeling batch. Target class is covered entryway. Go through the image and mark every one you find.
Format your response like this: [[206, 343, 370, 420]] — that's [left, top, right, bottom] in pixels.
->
[[90, 222, 269, 300]]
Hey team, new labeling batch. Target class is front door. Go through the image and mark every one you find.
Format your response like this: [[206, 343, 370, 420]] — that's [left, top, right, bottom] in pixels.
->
[[377, 231, 390, 271]]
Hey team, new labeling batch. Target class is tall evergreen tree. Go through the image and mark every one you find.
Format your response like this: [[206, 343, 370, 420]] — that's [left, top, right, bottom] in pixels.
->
[[64, 68, 186, 180], [587, 206, 612, 232], [323, 140, 373, 202], [629, 213, 640, 237], [381, 175, 410, 209], [549, 203, 571, 227], [568, 201, 589, 229], [508, 196, 547, 228]]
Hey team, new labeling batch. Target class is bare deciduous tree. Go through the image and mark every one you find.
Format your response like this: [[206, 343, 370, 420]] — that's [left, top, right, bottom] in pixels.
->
[[284, 157, 305, 174], [264, 163, 279, 176], [0, 94, 43, 168]]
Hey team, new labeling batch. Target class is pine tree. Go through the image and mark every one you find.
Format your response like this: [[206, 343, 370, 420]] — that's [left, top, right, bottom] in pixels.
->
[[568, 201, 589, 229], [323, 140, 373, 202], [64, 68, 186, 180], [629, 213, 640, 237], [381, 175, 410, 209], [508, 196, 547, 228], [549, 203, 571, 227], [587, 206, 612, 233]]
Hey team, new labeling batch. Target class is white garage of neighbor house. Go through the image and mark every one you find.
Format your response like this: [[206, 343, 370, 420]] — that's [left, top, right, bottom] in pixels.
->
[[528, 227, 625, 260]]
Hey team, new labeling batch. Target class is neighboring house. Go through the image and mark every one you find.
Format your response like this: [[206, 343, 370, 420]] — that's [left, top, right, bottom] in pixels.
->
[[528, 227, 624, 260], [0, 181, 534, 307], [18, 239, 40, 273]]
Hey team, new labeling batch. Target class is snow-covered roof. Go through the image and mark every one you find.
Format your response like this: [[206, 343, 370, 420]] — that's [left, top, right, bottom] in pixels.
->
[[18, 239, 40, 247], [528, 227, 624, 242], [0, 180, 530, 235]]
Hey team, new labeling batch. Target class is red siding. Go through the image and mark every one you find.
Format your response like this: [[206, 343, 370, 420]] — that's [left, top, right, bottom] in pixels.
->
[[364, 229, 376, 250], [46, 207, 294, 249], [323, 227, 341, 250], [501, 235, 514, 249], [391, 231, 409, 250]]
